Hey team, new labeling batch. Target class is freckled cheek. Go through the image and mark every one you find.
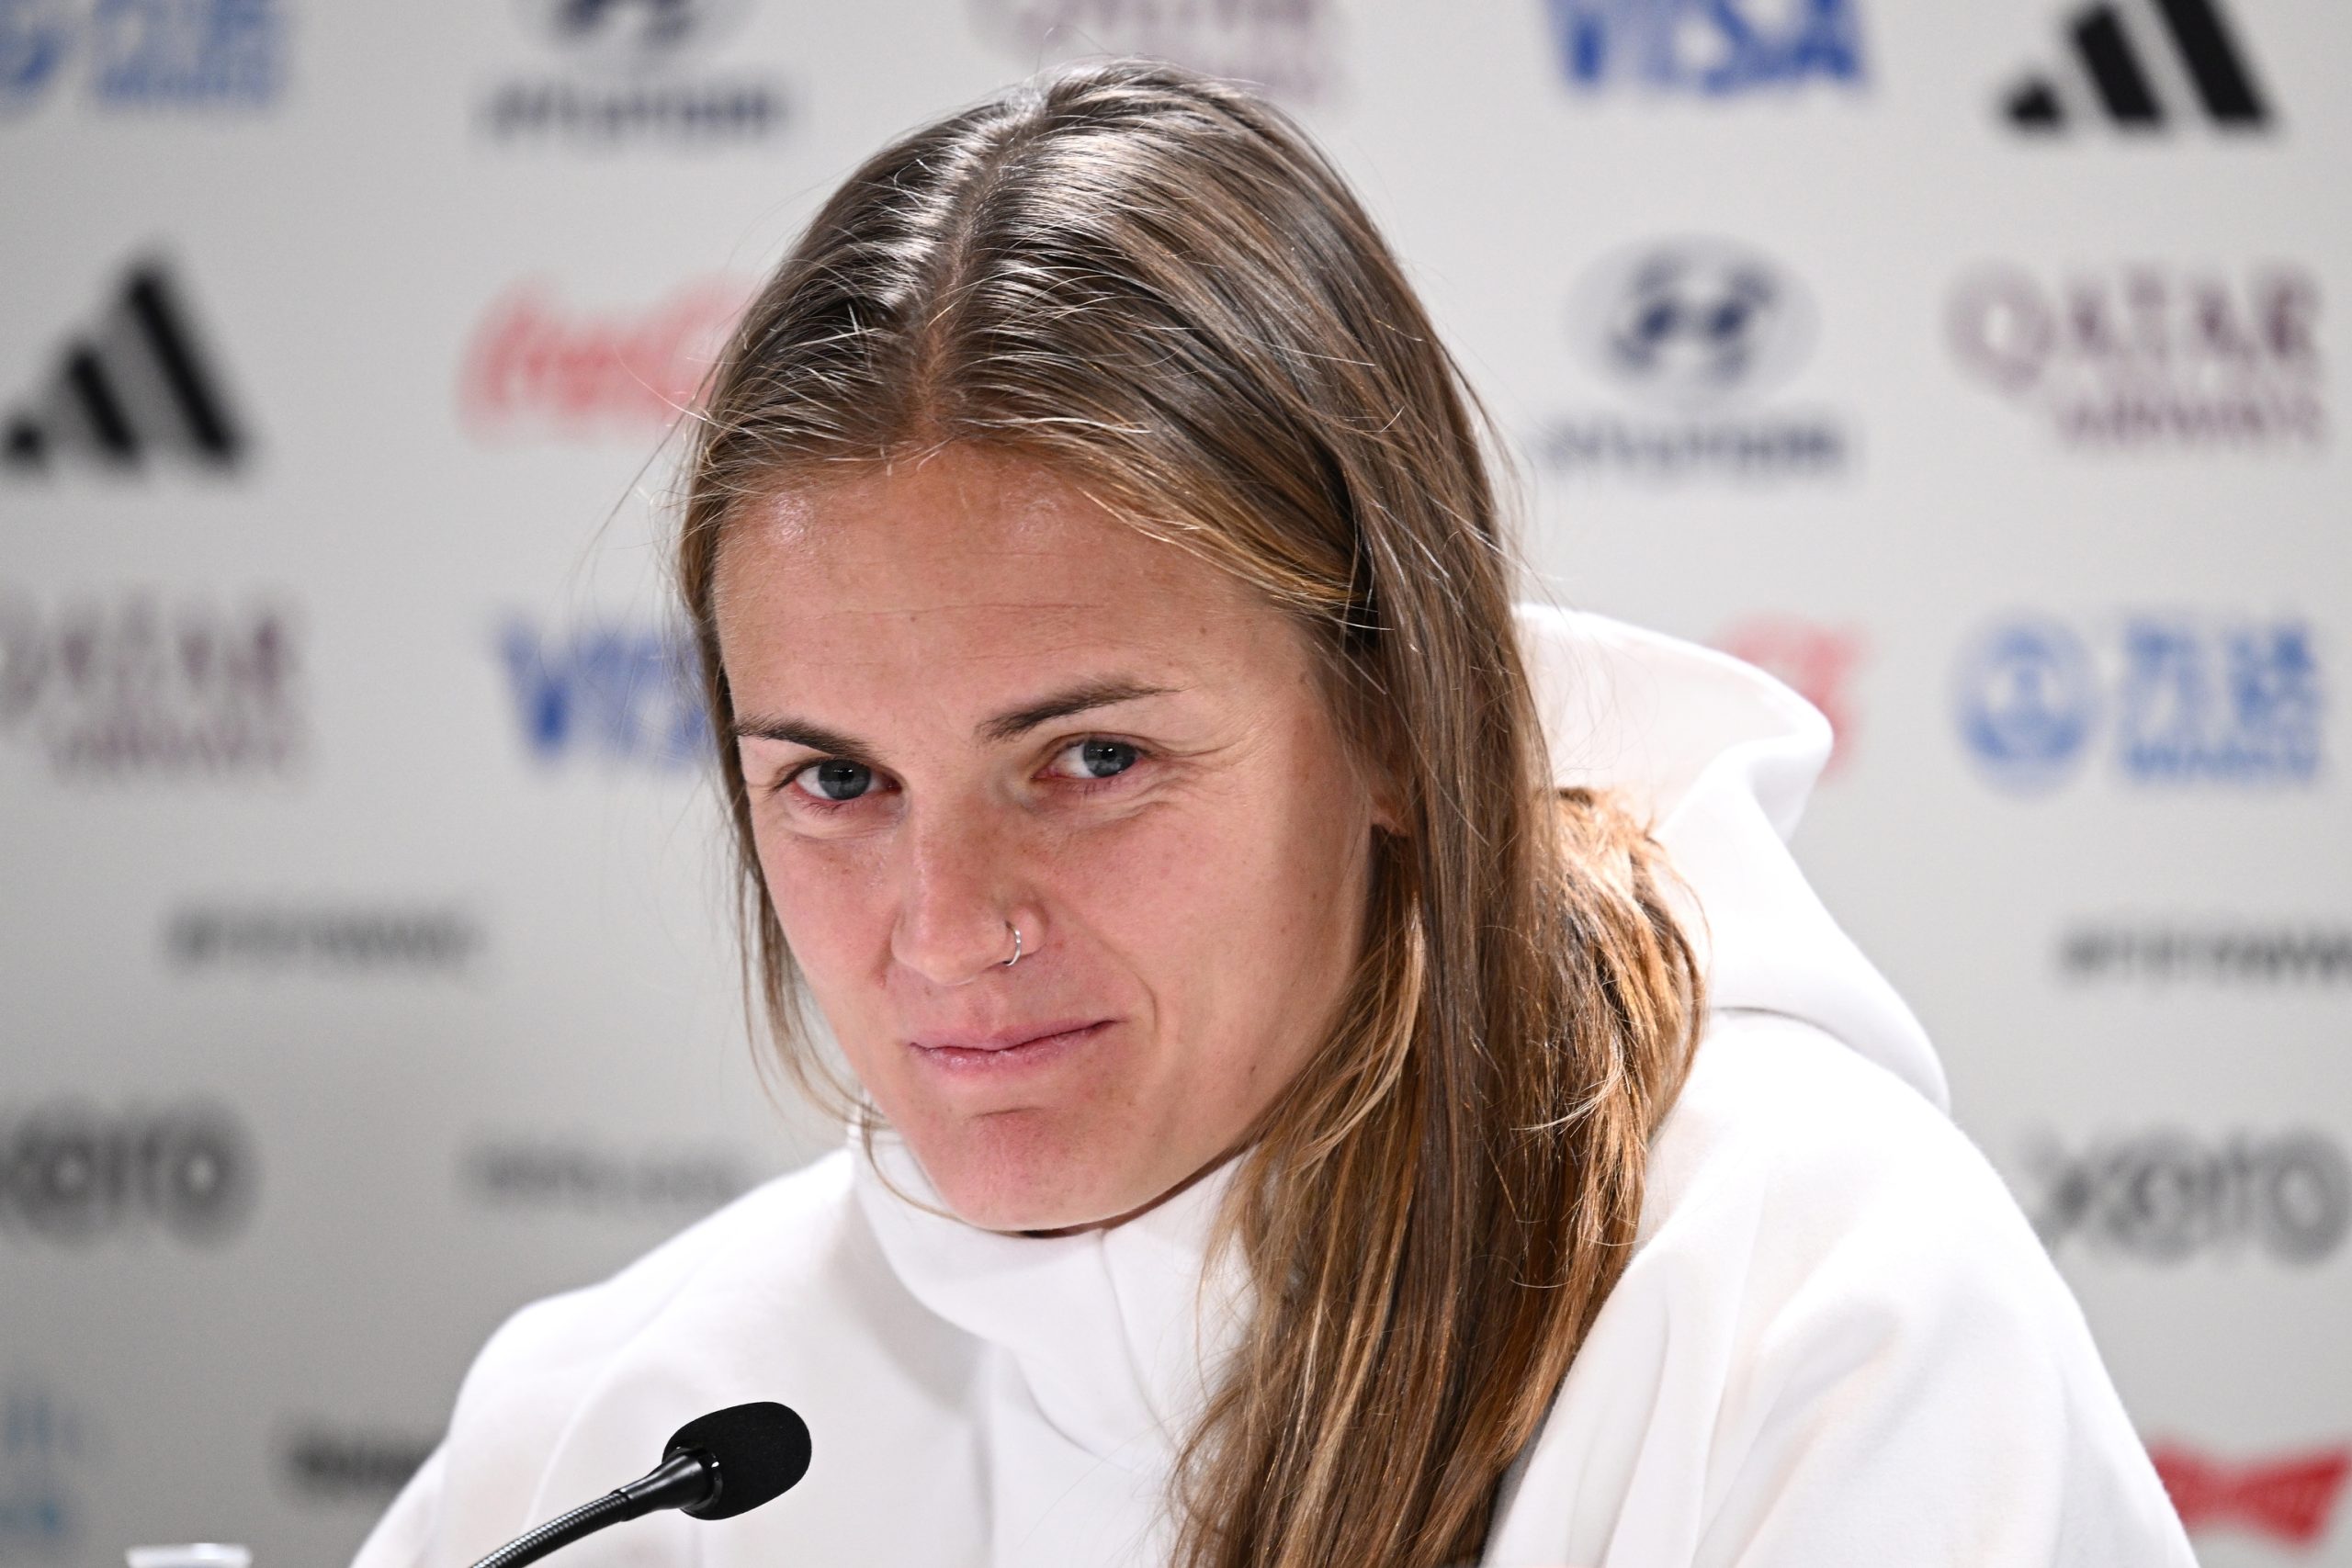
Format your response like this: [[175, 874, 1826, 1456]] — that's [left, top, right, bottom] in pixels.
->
[[753, 833, 896, 1006], [1055, 814, 1232, 964], [1062, 806, 1308, 1091]]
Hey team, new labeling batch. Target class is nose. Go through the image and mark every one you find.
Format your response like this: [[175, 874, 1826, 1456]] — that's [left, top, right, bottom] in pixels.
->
[[888, 806, 1028, 987]]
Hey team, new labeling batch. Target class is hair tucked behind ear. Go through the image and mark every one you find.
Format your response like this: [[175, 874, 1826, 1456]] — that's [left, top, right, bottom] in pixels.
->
[[674, 60, 1702, 1568]]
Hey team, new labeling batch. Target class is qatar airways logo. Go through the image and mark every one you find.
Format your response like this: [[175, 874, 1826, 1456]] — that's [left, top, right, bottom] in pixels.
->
[[1949, 263, 2324, 449], [2151, 1442, 2351, 1548], [458, 279, 749, 441], [0, 589, 302, 780], [971, 0, 1339, 102]]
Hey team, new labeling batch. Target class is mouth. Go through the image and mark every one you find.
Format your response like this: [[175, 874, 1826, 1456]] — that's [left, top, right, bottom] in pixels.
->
[[907, 1019, 1114, 1073]]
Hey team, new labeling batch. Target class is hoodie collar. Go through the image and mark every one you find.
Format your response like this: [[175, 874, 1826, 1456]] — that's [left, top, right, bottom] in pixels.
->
[[853, 1129, 1252, 1468]]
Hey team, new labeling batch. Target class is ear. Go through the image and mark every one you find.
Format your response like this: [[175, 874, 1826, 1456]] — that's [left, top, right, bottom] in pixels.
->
[[1362, 758, 1409, 838]]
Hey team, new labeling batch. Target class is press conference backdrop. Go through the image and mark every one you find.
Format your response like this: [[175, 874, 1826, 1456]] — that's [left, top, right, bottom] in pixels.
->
[[2, 1, 2346, 1563]]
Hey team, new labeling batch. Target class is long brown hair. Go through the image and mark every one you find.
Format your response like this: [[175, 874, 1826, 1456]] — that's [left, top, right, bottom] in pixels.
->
[[675, 60, 1702, 1568]]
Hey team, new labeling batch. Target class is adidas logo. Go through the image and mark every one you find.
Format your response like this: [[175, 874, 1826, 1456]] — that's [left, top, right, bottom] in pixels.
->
[[2002, 0, 2272, 132], [4, 259, 250, 475]]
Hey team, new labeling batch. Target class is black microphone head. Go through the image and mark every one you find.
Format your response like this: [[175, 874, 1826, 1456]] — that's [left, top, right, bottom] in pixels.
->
[[663, 1402, 812, 1521]]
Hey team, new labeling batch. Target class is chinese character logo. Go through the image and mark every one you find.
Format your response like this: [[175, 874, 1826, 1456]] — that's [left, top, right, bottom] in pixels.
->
[[1955, 613, 2322, 793]]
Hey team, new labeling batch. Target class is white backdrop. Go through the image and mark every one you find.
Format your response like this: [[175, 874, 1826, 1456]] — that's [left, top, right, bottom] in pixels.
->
[[3, 3, 2346, 1565]]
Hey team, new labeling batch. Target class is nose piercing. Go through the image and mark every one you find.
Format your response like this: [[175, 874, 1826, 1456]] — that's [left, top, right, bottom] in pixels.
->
[[1002, 921, 1023, 968]]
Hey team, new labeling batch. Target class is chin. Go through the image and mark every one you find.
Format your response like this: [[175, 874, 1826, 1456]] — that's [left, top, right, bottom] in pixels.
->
[[912, 1111, 1159, 1234]]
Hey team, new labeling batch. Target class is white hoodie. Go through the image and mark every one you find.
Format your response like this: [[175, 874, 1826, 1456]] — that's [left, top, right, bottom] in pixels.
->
[[353, 607, 2197, 1568]]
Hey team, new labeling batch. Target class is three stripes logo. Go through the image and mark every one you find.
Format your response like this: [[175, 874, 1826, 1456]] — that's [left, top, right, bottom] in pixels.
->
[[4, 259, 250, 476], [2002, 0, 2272, 134]]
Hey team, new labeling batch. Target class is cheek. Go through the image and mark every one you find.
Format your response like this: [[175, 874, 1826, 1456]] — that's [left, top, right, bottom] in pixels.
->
[[1218, 757, 1378, 1042], [1069, 780, 1367, 1062], [752, 830, 891, 1013]]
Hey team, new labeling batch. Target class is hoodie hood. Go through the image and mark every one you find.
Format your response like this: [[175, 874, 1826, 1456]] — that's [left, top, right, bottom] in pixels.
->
[[1518, 604, 1946, 1110]]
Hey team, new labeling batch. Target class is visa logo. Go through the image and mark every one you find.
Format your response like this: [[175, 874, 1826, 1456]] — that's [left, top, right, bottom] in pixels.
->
[[1544, 0, 1866, 94], [496, 620, 703, 770]]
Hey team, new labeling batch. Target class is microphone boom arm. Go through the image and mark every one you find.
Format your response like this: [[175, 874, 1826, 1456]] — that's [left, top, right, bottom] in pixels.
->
[[465, 1452, 712, 1568]]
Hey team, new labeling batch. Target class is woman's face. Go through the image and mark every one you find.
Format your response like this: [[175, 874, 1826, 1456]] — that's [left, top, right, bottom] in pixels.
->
[[714, 446, 1385, 1232]]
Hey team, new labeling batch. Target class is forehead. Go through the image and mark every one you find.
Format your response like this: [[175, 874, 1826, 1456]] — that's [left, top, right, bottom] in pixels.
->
[[712, 446, 1289, 708]]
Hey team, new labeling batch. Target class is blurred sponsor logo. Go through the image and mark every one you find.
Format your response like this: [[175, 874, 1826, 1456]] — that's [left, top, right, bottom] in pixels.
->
[[1954, 612, 2320, 793], [2060, 923, 2352, 985], [498, 617, 701, 770], [460, 1137, 761, 1217], [280, 1424, 435, 1504], [1714, 617, 1862, 773], [0, 591, 301, 778], [2151, 1442, 2350, 1548], [0, 1102, 256, 1247], [2022, 1129, 2348, 1265], [1542, 0, 1864, 95], [0, 1386, 88, 1562], [1954, 616, 2097, 790], [481, 0, 787, 145], [2000, 0, 2272, 134], [164, 905, 482, 975], [1949, 264, 2323, 448], [972, 0, 1338, 102], [1535, 238, 1848, 480], [458, 279, 746, 441], [4, 257, 249, 476], [0, 0, 284, 116]]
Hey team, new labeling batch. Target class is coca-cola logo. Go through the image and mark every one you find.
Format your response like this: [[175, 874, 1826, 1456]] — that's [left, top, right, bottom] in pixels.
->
[[2021, 1128, 2349, 1264], [458, 279, 750, 441], [2151, 1442, 2351, 1548], [0, 1102, 257, 1246], [1948, 263, 2324, 447]]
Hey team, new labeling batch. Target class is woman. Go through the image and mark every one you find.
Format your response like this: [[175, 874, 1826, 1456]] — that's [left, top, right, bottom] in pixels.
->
[[357, 61, 2194, 1568]]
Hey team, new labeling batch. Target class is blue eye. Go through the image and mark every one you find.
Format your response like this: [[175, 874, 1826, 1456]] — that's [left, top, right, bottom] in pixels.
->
[[797, 760, 873, 801], [1065, 739, 1138, 780]]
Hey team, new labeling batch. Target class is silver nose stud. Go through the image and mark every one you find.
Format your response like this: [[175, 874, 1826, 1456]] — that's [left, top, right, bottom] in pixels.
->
[[1001, 921, 1023, 968]]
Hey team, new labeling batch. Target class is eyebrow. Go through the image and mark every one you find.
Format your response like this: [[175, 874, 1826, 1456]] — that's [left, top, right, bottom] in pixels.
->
[[731, 678, 1174, 758]]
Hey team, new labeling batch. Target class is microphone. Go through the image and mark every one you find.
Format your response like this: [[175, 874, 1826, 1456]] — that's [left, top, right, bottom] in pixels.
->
[[466, 1402, 813, 1568]]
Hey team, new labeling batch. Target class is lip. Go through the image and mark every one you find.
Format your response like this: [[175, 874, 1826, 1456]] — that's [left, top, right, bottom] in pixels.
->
[[907, 1018, 1113, 1071]]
